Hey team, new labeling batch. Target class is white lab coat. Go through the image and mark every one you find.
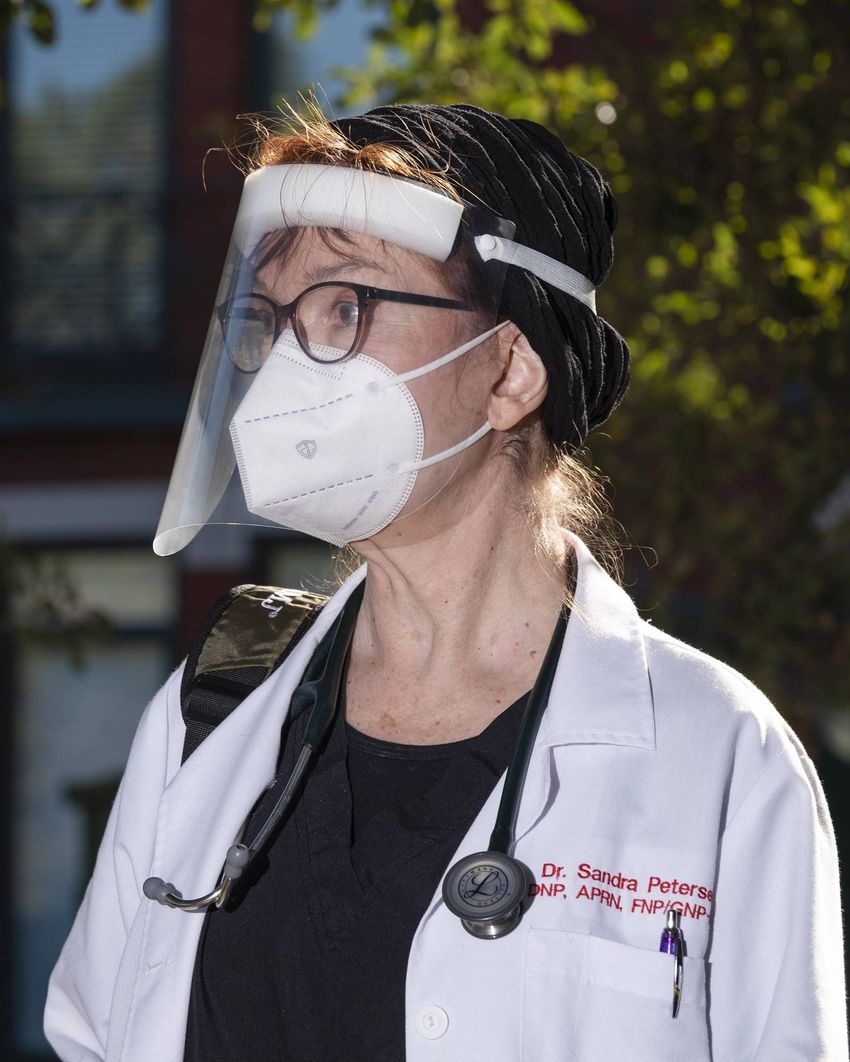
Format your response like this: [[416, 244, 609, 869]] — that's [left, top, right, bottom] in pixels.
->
[[45, 531, 848, 1061]]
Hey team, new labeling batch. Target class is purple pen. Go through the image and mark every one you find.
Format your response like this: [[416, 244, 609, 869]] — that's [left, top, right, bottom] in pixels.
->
[[659, 909, 684, 1018]]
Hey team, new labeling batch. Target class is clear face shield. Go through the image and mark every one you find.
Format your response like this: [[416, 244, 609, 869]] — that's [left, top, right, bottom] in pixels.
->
[[153, 165, 516, 555]]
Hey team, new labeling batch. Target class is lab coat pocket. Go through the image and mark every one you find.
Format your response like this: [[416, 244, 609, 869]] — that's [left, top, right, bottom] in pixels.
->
[[521, 929, 710, 1061], [575, 935, 710, 1062], [522, 927, 586, 1061]]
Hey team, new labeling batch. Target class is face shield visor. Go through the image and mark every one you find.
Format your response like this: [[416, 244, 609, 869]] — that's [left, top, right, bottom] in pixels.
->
[[154, 164, 517, 556]]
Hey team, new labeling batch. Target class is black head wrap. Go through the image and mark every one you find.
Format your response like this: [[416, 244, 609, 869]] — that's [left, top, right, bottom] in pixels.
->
[[331, 103, 630, 451]]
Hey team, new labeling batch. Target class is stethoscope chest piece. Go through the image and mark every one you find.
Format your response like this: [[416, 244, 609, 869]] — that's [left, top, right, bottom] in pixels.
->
[[442, 851, 529, 939]]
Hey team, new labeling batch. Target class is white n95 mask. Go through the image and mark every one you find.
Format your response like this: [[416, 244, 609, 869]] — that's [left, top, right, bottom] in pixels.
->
[[228, 323, 506, 546]]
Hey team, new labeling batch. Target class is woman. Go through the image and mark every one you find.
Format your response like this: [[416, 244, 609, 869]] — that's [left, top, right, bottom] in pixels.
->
[[45, 104, 847, 1061]]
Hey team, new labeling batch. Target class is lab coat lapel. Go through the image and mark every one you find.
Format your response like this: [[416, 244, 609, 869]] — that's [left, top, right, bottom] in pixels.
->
[[512, 531, 655, 845], [543, 530, 656, 751]]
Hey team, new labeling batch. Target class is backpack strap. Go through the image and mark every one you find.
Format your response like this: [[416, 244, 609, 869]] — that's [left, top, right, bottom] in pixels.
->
[[180, 585, 328, 764]]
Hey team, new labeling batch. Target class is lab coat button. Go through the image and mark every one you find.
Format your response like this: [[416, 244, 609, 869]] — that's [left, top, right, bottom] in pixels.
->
[[416, 1005, 449, 1039]]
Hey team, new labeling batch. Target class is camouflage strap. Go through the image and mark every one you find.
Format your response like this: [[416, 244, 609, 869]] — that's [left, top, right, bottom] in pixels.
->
[[180, 585, 328, 764]]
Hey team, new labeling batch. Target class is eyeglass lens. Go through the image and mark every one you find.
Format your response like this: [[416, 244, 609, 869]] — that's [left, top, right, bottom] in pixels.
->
[[222, 284, 361, 371]]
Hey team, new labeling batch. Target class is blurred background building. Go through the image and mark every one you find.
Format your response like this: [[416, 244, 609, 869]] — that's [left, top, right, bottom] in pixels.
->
[[1, 0, 847, 1056]]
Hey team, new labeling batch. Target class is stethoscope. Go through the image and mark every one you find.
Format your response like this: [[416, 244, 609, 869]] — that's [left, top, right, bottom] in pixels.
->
[[144, 580, 568, 940]]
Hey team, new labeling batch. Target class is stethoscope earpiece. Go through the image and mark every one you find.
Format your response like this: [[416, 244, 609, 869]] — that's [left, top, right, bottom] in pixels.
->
[[442, 851, 530, 940], [143, 876, 179, 904], [142, 841, 253, 911]]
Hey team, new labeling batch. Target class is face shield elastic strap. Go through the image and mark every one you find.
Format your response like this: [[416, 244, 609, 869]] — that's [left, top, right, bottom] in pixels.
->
[[474, 234, 597, 313]]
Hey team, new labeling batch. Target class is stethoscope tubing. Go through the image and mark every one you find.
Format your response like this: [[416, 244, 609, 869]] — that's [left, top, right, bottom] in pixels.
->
[[487, 608, 568, 855]]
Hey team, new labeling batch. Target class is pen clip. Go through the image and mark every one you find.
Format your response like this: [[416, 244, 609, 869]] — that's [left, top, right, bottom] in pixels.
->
[[672, 941, 683, 1018], [659, 909, 685, 1019]]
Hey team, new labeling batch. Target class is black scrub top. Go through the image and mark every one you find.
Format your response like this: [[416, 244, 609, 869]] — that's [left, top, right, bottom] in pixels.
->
[[183, 674, 529, 1062]]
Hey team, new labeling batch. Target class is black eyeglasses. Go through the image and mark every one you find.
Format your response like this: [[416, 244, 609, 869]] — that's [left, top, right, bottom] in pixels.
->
[[217, 281, 469, 371]]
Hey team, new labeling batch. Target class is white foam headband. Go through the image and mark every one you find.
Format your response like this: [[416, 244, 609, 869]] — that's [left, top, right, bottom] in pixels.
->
[[234, 164, 463, 262], [234, 164, 597, 313]]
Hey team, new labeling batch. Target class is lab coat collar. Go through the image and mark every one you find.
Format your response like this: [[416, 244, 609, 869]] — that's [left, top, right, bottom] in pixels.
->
[[541, 529, 656, 752], [324, 530, 656, 753]]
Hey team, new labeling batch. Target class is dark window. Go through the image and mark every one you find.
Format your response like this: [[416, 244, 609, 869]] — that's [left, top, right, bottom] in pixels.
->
[[4, 0, 169, 424]]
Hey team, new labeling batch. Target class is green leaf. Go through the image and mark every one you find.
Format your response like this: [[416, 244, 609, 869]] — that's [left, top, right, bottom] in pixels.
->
[[27, 0, 56, 44]]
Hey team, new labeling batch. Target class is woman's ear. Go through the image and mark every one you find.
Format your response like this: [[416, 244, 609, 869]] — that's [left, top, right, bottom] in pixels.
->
[[487, 328, 548, 431]]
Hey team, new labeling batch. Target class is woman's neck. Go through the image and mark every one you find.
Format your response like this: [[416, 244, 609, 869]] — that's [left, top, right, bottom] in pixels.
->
[[348, 459, 568, 696]]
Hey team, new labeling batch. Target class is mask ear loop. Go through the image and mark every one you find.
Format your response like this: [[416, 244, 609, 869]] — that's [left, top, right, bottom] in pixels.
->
[[387, 422, 492, 476], [371, 319, 511, 523], [365, 319, 510, 396]]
